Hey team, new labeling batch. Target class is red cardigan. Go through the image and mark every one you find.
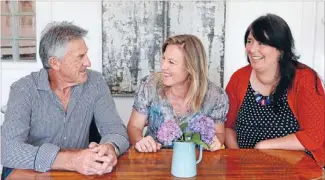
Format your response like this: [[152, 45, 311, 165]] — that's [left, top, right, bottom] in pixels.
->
[[225, 65, 325, 167]]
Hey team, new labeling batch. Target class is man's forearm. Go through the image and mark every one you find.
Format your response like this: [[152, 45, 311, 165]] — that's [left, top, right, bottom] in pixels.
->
[[104, 143, 120, 156], [51, 150, 77, 171], [100, 133, 130, 155], [2, 141, 61, 172]]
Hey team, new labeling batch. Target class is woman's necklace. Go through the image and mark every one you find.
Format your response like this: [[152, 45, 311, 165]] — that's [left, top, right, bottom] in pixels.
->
[[168, 89, 189, 120], [251, 70, 279, 106]]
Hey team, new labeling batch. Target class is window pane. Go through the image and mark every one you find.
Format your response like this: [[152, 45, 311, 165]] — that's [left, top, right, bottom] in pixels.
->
[[1, 39, 13, 60], [18, 15, 36, 38], [1, 1, 13, 14], [1, 15, 12, 38], [18, 39, 36, 60], [19, 1, 35, 13], [1, 1, 36, 62]]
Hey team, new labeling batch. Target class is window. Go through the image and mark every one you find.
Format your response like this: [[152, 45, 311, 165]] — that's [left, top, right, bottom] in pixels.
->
[[1, 1, 36, 61]]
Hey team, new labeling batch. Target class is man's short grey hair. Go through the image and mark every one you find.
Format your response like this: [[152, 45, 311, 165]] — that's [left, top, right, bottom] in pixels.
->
[[39, 21, 88, 69]]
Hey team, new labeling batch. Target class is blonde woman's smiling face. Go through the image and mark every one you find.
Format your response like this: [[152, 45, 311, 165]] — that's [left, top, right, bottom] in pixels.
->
[[160, 44, 189, 87]]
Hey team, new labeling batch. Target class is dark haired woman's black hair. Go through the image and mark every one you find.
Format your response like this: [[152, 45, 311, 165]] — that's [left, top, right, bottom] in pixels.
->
[[244, 13, 321, 112]]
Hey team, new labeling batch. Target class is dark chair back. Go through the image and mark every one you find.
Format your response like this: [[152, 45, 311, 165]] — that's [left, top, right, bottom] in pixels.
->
[[89, 118, 101, 144], [1, 167, 13, 180]]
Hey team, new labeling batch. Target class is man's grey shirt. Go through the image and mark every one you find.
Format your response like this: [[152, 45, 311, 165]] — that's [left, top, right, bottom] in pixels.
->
[[1, 68, 129, 172]]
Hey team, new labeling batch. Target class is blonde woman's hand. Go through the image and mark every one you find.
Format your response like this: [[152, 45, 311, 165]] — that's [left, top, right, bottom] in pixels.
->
[[135, 136, 162, 153], [209, 135, 223, 151]]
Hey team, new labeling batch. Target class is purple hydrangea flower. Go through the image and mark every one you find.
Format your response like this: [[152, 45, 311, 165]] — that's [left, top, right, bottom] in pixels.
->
[[157, 120, 182, 145], [188, 115, 215, 144]]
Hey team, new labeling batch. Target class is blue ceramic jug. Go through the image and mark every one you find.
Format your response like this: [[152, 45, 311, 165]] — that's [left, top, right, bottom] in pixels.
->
[[171, 142, 203, 177]]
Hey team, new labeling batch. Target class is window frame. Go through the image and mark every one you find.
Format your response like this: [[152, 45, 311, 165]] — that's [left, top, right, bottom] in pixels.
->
[[1, 1, 36, 62]]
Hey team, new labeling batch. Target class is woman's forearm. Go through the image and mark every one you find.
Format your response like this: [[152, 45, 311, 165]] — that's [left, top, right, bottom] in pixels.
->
[[225, 128, 239, 149], [214, 124, 225, 146], [127, 126, 144, 145], [216, 132, 225, 146], [255, 133, 305, 150]]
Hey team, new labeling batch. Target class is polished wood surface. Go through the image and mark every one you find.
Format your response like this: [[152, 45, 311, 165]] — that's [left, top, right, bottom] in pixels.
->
[[8, 148, 324, 180]]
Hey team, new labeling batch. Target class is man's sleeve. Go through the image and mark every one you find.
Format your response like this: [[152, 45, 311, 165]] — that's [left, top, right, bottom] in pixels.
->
[[93, 75, 130, 155], [1, 82, 60, 172]]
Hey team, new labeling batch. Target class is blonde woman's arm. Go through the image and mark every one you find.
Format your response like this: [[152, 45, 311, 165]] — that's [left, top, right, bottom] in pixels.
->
[[127, 110, 161, 152]]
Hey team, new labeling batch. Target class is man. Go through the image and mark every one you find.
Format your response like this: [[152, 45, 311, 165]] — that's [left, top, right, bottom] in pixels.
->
[[1, 22, 129, 177]]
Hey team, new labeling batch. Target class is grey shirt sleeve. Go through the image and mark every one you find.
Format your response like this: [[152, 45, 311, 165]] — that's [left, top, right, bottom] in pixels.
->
[[94, 75, 130, 154], [132, 75, 151, 115], [209, 88, 229, 124], [204, 82, 229, 124], [1, 82, 60, 172]]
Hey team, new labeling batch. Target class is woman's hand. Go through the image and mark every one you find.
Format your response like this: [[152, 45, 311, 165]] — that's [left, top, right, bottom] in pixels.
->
[[209, 135, 224, 151], [135, 136, 162, 153], [254, 140, 271, 149]]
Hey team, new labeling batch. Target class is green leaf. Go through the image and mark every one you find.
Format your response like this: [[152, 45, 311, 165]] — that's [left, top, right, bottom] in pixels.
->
[[179, 122, 188, 132], [191, 139, 210, 149], [189, 132, 210, 149], [184, 132, 192, 137], [191, 133, 201, 141]]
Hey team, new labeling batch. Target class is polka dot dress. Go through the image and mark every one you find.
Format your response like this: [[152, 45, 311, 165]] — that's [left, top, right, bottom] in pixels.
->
[[236, 83, 299, 148]]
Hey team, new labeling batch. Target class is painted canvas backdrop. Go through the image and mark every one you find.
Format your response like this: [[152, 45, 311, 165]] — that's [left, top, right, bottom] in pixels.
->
[[102, 1, 226, 96]]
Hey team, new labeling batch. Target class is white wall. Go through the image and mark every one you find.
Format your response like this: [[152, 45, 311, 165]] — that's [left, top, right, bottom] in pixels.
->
[[1, 1, 324, 131], [313, 2, 325, 81]]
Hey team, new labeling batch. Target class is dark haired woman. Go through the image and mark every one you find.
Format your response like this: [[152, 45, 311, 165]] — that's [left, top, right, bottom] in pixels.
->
[[224, 13, 325, 168]]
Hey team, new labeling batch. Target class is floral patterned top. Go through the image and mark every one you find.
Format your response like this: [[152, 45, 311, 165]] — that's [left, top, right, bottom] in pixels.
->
[[133, 74, 229, 140]]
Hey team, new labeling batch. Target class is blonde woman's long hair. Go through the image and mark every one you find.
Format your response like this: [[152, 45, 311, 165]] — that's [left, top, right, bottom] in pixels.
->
[[158, 34, 208, 113]]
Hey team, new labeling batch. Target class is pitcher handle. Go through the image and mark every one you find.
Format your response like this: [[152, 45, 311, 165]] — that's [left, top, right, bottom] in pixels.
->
[[196, 145, 203, 164]]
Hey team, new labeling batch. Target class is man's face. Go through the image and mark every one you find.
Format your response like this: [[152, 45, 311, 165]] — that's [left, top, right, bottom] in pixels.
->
[[58, 39, 91, 84]]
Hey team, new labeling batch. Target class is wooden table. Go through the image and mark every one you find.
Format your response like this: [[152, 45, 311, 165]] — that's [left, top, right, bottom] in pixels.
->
[[8, 148, 324, 180]]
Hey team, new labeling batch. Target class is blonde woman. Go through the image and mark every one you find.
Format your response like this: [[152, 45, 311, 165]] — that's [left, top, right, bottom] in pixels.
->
[[127, 34, 229, 153]]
